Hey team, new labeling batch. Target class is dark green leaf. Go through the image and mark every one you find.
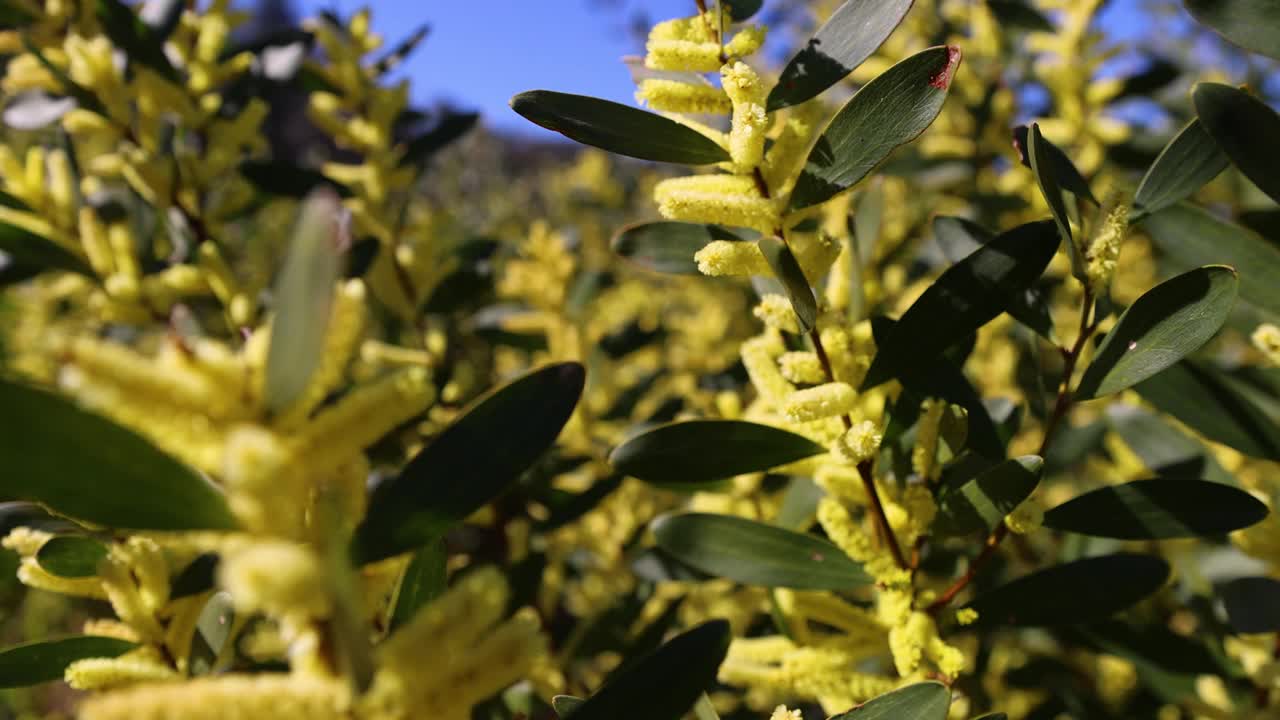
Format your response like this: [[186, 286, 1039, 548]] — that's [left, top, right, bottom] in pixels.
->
[[1133, 119, 1228, 217], [1218, 576, 1280, 632], [171, 554, 218, 599], [35, 536, 108, 578], [568, 620, 730, 720], [400, 111, 479, 169], [534, 474, 624, 532], [1075, 265, 1238, 400], [0, 636, 136, 688], [372, 24, 429, 76], [1184, 0, 1280, 59], [985, 0, 1054, 31], [96, 0, 181, 83], [611, 222, 739, 275], [830, 682, 951, 720], [264, 188, 345, 414], [1136, 359, 1280, 461], [354, 362, 585, 564], [722, 0, 764, 21], [1107, 404, 1234, 484], [766, 0, 915, 111], [965, 553, 1170, 626], [934, 456, 1043, 537], [510, 91, 729, 165], [1024, 124, 1086, 283], [240, 161, 352, 198], [653, 513, 870, 590], [389, 540, 447, 632], [553, 695, 585, 718], [863, 220, 1058, 389], [1014, 124, 1097, 203], [758, 236, 818, 332], [609, 420, 826, 488], [1043, 420, 1107, 475], [790, 46, 961, 209], [1141, 203, 1280, 322], [0, 380, 238, 530], [1193, 82, 1280, 205], [0, 219, 94, 277], [1043, 478, 1268, 539]]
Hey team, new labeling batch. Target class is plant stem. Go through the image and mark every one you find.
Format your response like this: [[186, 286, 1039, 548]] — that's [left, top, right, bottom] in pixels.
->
[[927, 288, 1097, 615]]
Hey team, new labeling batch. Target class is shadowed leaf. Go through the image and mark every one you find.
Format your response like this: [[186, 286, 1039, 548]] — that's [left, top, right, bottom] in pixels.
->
[[1194, 82, 1280, 205], [609, 420, 826, 487], [966, 553, 1170, 626], [0, 637, 136, 688], [1043, 479, 1268, 539], [934, 456, 1043, 537]]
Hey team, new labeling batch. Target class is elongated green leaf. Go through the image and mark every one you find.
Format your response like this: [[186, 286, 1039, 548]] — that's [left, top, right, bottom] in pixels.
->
[[766, 0, 915, 111], [609, 420, 826, 488], [831, 682, 951, 720], [932, 216, 1055, 339], [569, 620, 730, 720], [653, 513, 870, 590], [0, 220, 93, 277], [1075, 266, 1238, 400], [790, 46, 961, 210], [1194, 83, 1280, 205], [1184, 0, 1280, 59], [264, 188, 345, 415], [553, 695, 586, 718], [611, 222, 740, 275], [354, 362, 585, 564], [934, 456, 1043, 537], [0, 380, 237, 530], [0, 636, 136, 688], [1218, 576, 1280, 633], [758, 236, 818, 332], [510, 91, 729, 165], [1136, 359, 1280, 461], [1043, 479, 1268, 539], [1014, 124, 1097, 203], [722, 0, 764, 21], [35, 536, 108, 578], [985, 0, 1054, 32], [1107, 404, 1234, 484], [388, 540, 447, 632], [96, 0, 180, 83], [171, 553, 218, 599], [965, 553, 1170, 626], [1141, 203, 1280, 322], [1133, 119, 1228, 217], [400, 111, 478, 170], [1025, 124, 1086, 282], [863, 220, 1058, 389]]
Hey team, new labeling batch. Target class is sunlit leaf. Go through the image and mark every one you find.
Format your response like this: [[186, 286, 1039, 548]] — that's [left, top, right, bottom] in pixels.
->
[[1133, 118, 1228, 217], [933, 456, 1043, 537], [830, 682, 951, 720]]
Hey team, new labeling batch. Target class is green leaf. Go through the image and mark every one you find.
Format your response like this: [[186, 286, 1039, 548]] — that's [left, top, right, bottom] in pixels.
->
[[775, 477, 826, 530], [0, 380, 238, 531], [0, 219, 94, 277], [1140, 203, 1280, 322], [171, 553, 218, 599], [830, 682, 951, 720], [758, 236, 818, 332], [510, 91, 729, 165], [354, 362, 585, 564], [1106, 404, 1234, 484], [1218, 576, 1280, 633], [934, 456, 1043, 537], [766, 0, 915, 111], [1043, 479, 1268, 539], [1193, 82, 1280, 205], [1014, 124, 1097, 203], [1132, 118, 1228, 217], [653, 513, 870, 590], [862, 220, 1058, 389], [388, 540, 447, 632], [985, 0, 1054, 31], [96, 0, 181, 83], [264, 188, 345, 415], [790, 46, 961, 210], [568, 620, 730, 720], [35, 536, 108, 578], [190, 591, 235, 675], [1184, 0, 1280, 59], [964, 553, 1170, 626], [1025, 124, 1086, 283], [608, 420, 826, 488], [400, 111, 479, 170], [553, 695, 586, 718], [1075, 265, 1238, 400], [371, 24, 429, 76], [1135, 359, 1280, 461], [0, 636, 137, 688], [611, 222, 739, 275], [931, 216, 1055, 339]]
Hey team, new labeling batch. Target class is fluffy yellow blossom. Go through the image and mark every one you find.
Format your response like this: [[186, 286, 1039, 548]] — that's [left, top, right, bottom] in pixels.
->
[[754, 294, 801, 333], [834, 420, 882, 465], [78, 674, 350, 720], [783, 383, 857, 423], [1252, 323, 1280, 365], [695, 239, 771, 277], [218, 540, 330, 618], [912, 398, 946, 481], [636, 78, 731, 114], [655, 175, 780, 233], [722, 61, 769, 170], [1083, 191, 1130, 294], [778, 351, 825, 384], [771, 706, 803, 720]]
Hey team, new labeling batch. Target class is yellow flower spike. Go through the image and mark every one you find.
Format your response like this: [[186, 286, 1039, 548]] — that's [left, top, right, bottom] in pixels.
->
[[1251, 323, 1280, 365], [78, 674, 351, 720], [888, 610, 934, 676], [65, 651, 180, 691], [121, 536, 170, 614], [912, 398, 946, 481], [46, 147, 74, 221], [644, 16, 721, 72], [782, 382, 857, 423], [378, 566, 508, 671], [221, 424, 306, 537], [754, 294, 801, 334], [741, 333, 795, 405], [817, 324, 865, 386], [99, 554, 165, 641], [83, 619, 142, 643], [834, 420, 882, 465], [1083, 189, 1130, 295], [763, 101, 823, 193], [636, 78, 732, 115], [955, 607, 979, 626], [789, 592, 886, 639], [818, 497, 910, 586], [726, 25, 767, 58], [772, 706, 804, 720], [778, 351, 825, 384], [2, 526, 52, 557], [694, 238, 771, 277], [219, 540, 330, 618], [23, 145, 45, 207], [16, 557, 108, 600], [814, 464, 868, 504], [161, 594, 206, 674], [197, 242, 239, 306], [721, 61, 768, 170], [655, 174, 780, 233]]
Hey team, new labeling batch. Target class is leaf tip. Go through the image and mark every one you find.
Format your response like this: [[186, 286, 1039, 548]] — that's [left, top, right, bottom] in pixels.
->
[[928, 45, 963, 90]]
